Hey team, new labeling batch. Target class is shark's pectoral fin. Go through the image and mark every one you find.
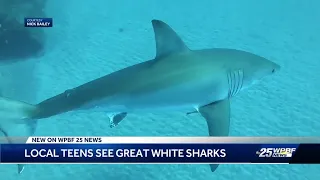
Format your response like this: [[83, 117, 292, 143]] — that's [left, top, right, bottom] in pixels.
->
[[151, 20, 190, 59], [108, 112, 128, 128], [199, 99, 230, 137], [198, 99, 231, 172]]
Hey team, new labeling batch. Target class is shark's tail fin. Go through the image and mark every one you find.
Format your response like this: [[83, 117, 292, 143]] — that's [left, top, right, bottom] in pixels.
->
[[0, 96, 39, 174]]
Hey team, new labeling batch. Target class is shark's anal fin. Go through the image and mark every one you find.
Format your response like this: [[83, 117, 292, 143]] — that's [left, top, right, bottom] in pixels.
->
[[198, 99, 230, 172], [151, 19, 190, 59], [108, 112, 127, 128]]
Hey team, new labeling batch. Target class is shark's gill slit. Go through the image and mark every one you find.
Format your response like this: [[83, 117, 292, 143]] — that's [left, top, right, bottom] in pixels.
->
[[228, 71, 233, 98], [231, 71, 237, 97], [239, 70, 244, 91], [227, 71, 232, 97], [231, 71, 236, 96], [238, 70, 244, 95], [228, 70, 243, 97], [235, 70, 243, 96], [234, 71, 239, 97]]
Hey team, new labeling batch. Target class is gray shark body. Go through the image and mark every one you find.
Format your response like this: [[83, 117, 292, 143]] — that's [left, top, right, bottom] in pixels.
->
[[35, 49, 248, 117], [0, 20, 280, 173]]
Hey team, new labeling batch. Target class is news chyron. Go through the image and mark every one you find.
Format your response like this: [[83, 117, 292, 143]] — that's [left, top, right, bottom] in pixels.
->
[[24, 18, 53, 28]]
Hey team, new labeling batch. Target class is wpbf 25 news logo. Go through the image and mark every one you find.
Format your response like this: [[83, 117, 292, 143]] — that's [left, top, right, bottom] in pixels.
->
[[256, 147, 297, 158], [24, 18, 53, 27]]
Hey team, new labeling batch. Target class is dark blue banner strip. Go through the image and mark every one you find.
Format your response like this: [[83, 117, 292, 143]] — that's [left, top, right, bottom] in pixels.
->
[[0, 143, 319, 164], [289, 144, 320, 164]]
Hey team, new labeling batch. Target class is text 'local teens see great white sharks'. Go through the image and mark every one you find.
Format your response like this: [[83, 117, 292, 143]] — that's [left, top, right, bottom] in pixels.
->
[[0, 20, 280, 174]]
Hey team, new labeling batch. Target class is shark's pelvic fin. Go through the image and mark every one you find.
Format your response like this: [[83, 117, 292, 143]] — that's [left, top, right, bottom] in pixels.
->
[[151, 19, 190, 59], [0, 96, 39, 174], [198, 99, 231, 172], [186, 110, 198, 115], [108, 112, 128, 128]]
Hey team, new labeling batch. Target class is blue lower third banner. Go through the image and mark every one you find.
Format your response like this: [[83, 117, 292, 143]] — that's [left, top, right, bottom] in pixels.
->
[[0, 143, 320, 164]]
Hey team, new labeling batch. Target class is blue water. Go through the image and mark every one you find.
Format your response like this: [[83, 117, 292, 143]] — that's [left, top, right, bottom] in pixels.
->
[[1, 0, 320, 179]]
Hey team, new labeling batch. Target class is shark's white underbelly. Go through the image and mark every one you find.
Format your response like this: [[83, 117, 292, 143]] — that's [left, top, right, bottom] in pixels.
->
[[81, 76, 229, 113]]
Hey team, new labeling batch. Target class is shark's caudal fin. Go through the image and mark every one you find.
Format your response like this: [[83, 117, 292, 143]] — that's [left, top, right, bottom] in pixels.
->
[[198, 99, 231, 172], [151, 19, 190, 59], [0, 96, 38, 174]]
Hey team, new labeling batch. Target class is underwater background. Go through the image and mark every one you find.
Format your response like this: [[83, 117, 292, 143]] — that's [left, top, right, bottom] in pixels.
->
[[0, 0, 319, 179]]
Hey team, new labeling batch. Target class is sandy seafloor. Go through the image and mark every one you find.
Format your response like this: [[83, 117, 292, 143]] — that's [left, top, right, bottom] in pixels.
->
[[1, 0, 320, 179]]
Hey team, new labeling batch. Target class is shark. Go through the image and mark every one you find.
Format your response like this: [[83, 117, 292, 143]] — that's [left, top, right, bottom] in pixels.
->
[[0, 19, 280, 174]]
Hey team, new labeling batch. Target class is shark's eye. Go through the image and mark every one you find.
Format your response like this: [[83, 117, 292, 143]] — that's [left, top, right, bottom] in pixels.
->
[[272, 69, 275, 73]]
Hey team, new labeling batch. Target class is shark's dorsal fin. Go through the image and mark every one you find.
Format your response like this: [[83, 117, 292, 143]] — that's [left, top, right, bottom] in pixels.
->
[[151, 20, 190, 59]]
